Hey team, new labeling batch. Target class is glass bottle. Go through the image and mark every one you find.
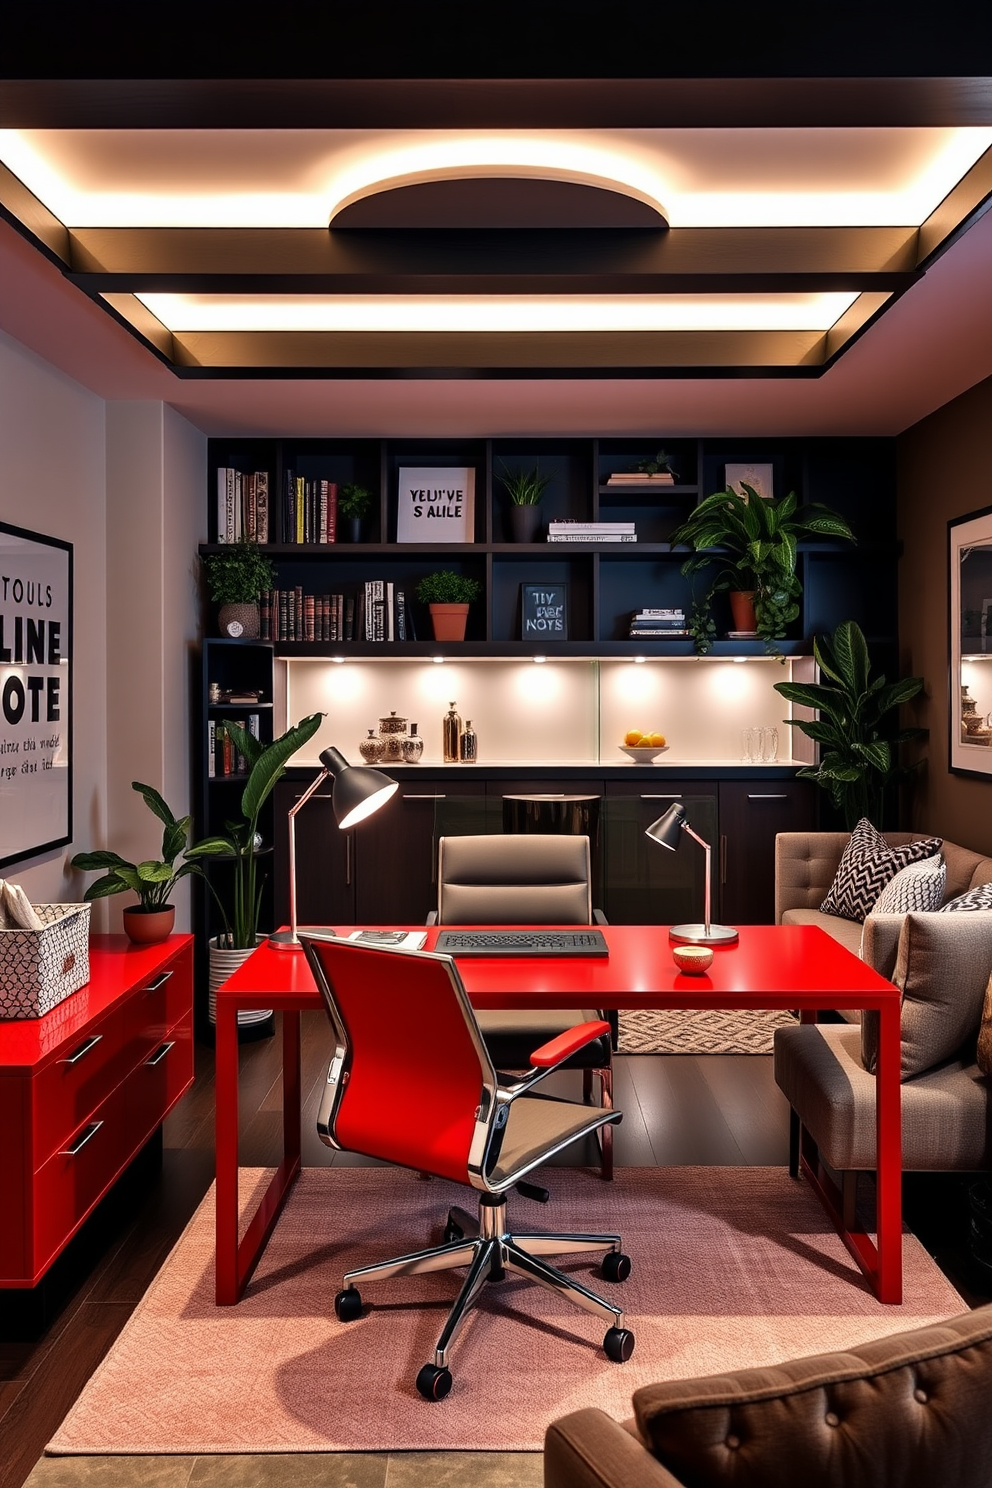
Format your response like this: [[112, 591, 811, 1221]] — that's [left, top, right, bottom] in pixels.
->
[[459, 719, 478, 763], [401, 722, 424, 763], [442, 702, 461, 763]]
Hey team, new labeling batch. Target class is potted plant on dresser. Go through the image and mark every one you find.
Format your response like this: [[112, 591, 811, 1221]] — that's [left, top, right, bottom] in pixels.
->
[[414, 569, 483, 641], [71, 782, 203, 944], [201, 541, 275, 639], [669, 484, 855, 657], [185, 712, 322, 1025]]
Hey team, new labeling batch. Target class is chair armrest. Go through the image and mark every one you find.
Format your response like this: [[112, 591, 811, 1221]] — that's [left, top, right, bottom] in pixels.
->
[[593, 908, 609, 925], [425, 910, 438, 925], [529, 1020, 612, 1068], [545, 1409, 684, 1488]]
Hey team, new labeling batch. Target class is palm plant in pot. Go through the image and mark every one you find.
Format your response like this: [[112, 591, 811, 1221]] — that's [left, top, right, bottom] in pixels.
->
[[71, 782, 203, 944], [414, 569, 483, 641], [201, 541, 275, 639], [496, 461, 553, 542], [773, 620, 925, 828], [669, 484, 855, 657], [185, 712, 322, 1024]]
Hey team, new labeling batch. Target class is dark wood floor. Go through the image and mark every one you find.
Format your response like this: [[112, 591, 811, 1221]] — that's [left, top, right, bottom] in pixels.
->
[[2, 1015, 990, 1488]]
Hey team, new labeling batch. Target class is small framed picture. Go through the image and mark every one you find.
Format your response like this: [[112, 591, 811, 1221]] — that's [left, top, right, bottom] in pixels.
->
[[725, 463, 774, 500], [521, 583, 568, 640]]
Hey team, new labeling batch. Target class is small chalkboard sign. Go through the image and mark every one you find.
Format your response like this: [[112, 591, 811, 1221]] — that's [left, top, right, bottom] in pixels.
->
[[521, 583, 568, 640]]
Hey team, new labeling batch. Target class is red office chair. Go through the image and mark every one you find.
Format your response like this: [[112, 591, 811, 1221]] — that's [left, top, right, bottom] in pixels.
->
[[300, 932, 634, 1401]]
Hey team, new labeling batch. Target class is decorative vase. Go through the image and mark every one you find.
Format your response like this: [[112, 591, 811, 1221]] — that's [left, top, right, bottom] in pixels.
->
[[340, 516, 363, 543], [358, 728, 386, 763], [122, 905, 175, 945], [507, 504, 542, 543], [218, 602, 260, 639], [429, 603, 469, 642], [401, 723, 424, 763], [208, 934, 270, 1028], [728, 590, 758, 635], [378, 711, 408, 762]]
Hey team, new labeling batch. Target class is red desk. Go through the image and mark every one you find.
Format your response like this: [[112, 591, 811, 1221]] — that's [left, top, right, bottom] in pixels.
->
[[215, 924, 902, 1305]]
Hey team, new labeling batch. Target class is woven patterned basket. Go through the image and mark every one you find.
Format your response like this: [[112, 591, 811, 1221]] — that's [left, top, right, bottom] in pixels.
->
[[0, 903, 91, 1019]]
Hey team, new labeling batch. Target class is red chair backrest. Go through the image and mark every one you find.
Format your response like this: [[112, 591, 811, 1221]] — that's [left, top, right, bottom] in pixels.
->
[[301, 936, 493, 1184]]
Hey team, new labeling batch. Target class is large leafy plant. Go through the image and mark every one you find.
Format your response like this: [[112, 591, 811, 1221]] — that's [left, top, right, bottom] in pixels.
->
[[773, 620, 925, 828], [669, 485, 855, 657], [72, 782, 203, 911], [201, 541, 275, 604], [186, 712, 322, 948]]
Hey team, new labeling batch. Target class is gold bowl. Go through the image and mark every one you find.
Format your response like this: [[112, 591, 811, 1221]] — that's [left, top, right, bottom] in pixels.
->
[[672, 944, 714, 974]]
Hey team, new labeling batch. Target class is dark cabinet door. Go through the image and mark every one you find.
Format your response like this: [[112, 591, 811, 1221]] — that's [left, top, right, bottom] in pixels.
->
[[355, 781, 493, 924], [273, 779, 354, 928], [603, 782, 718, 925], [718, 779, 817, 926]]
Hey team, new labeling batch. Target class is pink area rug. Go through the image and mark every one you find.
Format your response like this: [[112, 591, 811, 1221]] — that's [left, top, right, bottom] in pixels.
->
[[48, 1166, 965, 1455]]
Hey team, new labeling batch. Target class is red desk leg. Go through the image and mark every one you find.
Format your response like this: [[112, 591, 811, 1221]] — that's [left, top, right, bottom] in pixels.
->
[[874, 997, 903, 1303], [215, 1006, 303, 1305]]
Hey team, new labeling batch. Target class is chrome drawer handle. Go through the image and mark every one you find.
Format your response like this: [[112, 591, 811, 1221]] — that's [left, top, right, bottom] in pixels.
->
[[60, 1120, 104, 1156], [640, 793, 682, 799], [145, 971, 173, 994], [747, 793, 788, 800], [403, 794, 446, 799], [146, 1040, 175, 1067], [58, 1034, 102, 1065]]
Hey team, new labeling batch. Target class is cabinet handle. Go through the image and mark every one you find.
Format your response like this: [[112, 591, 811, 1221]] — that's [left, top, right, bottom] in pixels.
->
[[747, 793, 788, 800], [58, 1034, 102, 1065], [293, 791, 333, 801], [404, 794, 446, 800], [145, 1041, 175, 1067], [720, 834, 727, 885], [640, 793, 682, 800], [144, 971, 173, 994], [59, 1120, 104, 1157]]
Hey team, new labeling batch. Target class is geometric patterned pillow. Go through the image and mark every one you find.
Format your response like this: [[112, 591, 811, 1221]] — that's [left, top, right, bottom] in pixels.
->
[[820, 818, 943, 923], [868, 853, 946, 915], [939, 880, 992, 912]]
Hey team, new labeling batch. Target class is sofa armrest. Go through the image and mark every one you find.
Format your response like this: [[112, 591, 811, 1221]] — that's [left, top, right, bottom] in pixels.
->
[[775, 833, 851, 921], [859, 913, 905, 981], [545, 1409, 685, 1488]]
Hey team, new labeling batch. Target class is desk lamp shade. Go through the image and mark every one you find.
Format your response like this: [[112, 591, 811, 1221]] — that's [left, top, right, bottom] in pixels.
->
[[269, 747, 398, 949], [645, 802, 739, 946]]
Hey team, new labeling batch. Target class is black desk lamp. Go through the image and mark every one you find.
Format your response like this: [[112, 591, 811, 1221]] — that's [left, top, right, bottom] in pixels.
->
[[645, 802, 739, 946], [269, 747, 398, 950]]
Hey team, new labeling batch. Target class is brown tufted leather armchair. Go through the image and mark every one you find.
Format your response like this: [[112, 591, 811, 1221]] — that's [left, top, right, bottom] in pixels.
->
[[544, 1306, 992, 1487]]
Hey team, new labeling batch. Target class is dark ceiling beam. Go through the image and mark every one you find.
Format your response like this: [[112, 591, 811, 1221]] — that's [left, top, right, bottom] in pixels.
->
[[2, 78, 992, 129]]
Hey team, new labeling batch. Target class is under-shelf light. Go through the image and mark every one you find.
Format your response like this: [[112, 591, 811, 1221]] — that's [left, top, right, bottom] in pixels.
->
[[432, 655, 445, 663], [533, 655, 547, 663]]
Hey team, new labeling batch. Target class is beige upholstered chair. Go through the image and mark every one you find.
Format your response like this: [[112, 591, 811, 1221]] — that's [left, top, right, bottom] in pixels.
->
[[431, 833, 615, 1179], [544, 1306, 992, 1488]]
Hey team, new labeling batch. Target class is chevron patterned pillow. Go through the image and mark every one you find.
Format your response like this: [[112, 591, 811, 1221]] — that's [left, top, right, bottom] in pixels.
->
[[820, 819, 944, 923], [939, 880, 992, 912]]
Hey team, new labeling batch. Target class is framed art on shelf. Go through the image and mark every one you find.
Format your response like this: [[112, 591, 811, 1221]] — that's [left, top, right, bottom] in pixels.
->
[[521, 583, 568, 640], [0, 520, 73, 869], [725, 463, 774, 500], [396, 467, 475, 543]]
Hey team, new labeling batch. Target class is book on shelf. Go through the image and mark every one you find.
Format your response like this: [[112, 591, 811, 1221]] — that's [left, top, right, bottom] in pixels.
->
[[207, 719, 216, 777], [547, 521, 635, 533], [606, 472, 675, 484], [628, 628, 689, 637], [633, 608, 684, 619], [216, 468, 271, 543], [547, 533, 638, 543]]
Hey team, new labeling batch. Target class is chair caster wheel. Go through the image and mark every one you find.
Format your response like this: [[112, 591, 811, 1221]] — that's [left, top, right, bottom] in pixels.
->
[[334, 1286, 363, 1322], [601, 1250, 631, 1283], [416, 1363, 453, 1400], [604, 1326, 635, 1362]]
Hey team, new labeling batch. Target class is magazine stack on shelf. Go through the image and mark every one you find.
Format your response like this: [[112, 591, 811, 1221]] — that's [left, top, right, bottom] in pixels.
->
[[628, 608, 688, 638], [547, 521, 637, 544]]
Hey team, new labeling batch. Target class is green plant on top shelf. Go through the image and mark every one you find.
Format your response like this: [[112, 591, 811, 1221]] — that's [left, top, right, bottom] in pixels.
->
[[414, 570, 483, 606], [636, 448, 679, 480], [496, 461, 554, 506], [71, 782, 204, 912], [338, 483, 373, 519], [201, 541, 275, 604], [669, 484, 855, 659]]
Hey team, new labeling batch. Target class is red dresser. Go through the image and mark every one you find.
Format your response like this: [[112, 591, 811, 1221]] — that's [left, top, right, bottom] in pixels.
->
[[0, 934, 194, 1287]]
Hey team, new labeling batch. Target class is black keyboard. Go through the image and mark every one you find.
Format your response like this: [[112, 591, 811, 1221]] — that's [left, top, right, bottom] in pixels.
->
[[434, 929, 609, 958]]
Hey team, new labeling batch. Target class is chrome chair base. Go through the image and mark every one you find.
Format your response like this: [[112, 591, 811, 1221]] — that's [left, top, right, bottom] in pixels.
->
[[337, 1191, 632, 1372]]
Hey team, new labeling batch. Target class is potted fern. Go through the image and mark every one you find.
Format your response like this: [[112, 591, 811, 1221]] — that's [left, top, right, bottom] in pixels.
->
[[414, 570, 483, 641], [669, 484, 855, 657], [201, 541, 275, 639], [496, 461, 553, 542]]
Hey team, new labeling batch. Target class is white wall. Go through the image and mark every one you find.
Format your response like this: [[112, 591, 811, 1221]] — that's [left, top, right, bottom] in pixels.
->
[[0, 329, 107, 909]]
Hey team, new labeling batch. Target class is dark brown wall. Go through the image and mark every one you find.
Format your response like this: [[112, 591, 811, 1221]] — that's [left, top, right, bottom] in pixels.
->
[[898, 372, 992, 851]]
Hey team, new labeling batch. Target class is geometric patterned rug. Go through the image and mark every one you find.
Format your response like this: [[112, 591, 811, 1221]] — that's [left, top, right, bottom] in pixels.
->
[[617, 1007, 798, 1055]]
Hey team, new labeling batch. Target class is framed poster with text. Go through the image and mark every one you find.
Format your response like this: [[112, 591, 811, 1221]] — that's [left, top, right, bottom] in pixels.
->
[[396, 467, 475, 542], [0, 521, 72, 868], [521, 582, 568, 640]]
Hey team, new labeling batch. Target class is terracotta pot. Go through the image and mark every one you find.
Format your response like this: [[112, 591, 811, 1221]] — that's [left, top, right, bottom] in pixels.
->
[[429, 603, 469, 641], [729, 590, 758, 634], [507, 504, 542, 542], [123, 905, 175, 945], [218, 602, 260, 639]]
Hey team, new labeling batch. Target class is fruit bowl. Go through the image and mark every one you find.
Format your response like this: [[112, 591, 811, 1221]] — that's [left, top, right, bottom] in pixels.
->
[[618, 744, 670, 763]]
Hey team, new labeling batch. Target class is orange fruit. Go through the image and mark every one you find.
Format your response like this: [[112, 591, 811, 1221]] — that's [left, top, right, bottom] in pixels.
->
[[647, 732, 666, 747], [624, 729, 644, 746]]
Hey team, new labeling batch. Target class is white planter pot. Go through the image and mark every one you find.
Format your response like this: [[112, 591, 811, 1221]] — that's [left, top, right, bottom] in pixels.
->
[[208, 934, 269, 1027]]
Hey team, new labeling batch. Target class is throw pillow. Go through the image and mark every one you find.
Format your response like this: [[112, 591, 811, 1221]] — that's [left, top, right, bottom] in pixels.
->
[[940, 880, 992, 913], [820, 819, 943, 923], [978, 973, 992, 1077], [862, 911, 992, 1078], [867, 853, 946, 916]]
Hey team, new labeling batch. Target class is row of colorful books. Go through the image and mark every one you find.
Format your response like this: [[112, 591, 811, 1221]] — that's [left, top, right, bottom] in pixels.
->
[[279, 473, 339, 545], [206, 714, 260, 778], [258, 582, 417, 643], [216, 469, 271, 544], [547, 521, 637, 544]]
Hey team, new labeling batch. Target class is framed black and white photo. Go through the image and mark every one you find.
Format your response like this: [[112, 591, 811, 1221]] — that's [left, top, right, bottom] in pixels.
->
[[0, 521, 72, 868], [950, 505, 992, 777], [521, 583, 568, 640]]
